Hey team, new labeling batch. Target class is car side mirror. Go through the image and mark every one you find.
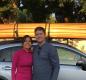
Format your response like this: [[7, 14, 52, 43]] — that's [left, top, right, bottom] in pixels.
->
[[76, 60, 86, 71]]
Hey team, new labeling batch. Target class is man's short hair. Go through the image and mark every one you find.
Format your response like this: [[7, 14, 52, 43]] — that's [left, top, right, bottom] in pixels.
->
[[35, 27, 46, 34]]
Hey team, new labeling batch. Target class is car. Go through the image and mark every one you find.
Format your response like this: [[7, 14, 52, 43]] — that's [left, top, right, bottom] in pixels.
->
[[0, 41, 86, 80]]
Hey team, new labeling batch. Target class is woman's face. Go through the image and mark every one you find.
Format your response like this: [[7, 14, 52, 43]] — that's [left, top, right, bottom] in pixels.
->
[[23, 37, 32, 49]]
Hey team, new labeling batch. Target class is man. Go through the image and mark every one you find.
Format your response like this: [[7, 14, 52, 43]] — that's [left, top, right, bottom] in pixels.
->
[[33, 27, 60, 80]]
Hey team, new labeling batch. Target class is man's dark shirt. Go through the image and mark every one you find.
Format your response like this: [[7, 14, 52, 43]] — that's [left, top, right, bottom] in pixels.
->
[[33, 42, 60, 80]]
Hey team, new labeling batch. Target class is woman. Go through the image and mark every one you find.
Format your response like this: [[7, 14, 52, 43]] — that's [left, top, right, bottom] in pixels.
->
[[12, 35, 33, 80]]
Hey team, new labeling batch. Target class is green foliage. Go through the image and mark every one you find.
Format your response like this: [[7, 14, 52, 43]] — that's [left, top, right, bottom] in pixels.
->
[[80, 0, 86, 13], [0, 0, 86, 23]]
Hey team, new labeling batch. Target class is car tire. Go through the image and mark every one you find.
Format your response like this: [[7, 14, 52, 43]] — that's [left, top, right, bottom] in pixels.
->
[[0, 77, 8, 80]]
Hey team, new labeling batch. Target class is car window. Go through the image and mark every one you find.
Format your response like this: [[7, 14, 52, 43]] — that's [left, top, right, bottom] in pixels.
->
[[56, 46, 81, 65], [0, 46, 21, 62]]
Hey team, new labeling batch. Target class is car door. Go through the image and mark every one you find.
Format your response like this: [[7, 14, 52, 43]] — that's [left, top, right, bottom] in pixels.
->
[[55, 45, 86, 80], [0, 45, 21, 80]]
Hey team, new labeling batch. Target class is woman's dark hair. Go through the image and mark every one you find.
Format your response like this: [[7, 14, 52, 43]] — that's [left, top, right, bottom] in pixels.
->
[[35, 27, 46, 34], [22, 35, 32, 44]]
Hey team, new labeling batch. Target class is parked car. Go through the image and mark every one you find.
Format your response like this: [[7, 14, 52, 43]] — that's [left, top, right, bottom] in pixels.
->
[[0, 41, 86, 80]]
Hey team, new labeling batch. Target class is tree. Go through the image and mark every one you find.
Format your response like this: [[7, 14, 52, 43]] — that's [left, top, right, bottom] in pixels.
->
[[0, 0, 86, 23], [80, 0, 86, 13], [55, 0, 86, 22], [0, 0, 28, 23], [21, 0, 49, 22]]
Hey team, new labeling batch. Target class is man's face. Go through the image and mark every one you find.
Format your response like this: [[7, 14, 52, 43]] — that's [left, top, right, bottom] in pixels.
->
[[35, 30, 46, 43]]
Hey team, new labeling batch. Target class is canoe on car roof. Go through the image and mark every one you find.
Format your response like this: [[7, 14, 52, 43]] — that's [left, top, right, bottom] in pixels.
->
[[0, 23, 86, 39]]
